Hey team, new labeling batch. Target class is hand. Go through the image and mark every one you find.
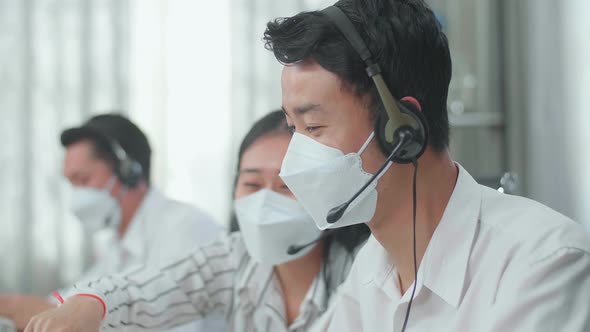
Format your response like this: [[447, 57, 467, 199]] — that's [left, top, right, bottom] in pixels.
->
[[0, 294, 55, 329], [24, 296, 103, 332]]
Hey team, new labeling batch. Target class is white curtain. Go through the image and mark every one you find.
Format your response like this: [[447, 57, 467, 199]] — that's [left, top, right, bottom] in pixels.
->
[[562, 1, 590, 226], [228, 0, 333, 149], [0, 0, 130, 294], [0, 0, 235, 294], [524, 0, 590, 226], [126, 0, 232, 227]]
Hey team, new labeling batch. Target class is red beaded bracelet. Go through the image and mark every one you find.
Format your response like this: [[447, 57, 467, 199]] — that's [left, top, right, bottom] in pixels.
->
[[51, 291, 107, 320]]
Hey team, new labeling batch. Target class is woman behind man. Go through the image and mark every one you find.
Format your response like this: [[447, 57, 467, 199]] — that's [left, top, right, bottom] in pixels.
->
[[26, 110, 369, 331]]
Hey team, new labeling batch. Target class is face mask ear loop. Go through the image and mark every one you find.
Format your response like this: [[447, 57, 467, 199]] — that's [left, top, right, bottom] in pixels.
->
[[119, 185, 129, 199], [104, 175, 118, 192], [106, 176, 125, 228], [357, 131, 376, 155], [104, 175, 128, 201], [375, 161, 393, 182], [357, 131, 392, 181], [107, 189, 125, 230]]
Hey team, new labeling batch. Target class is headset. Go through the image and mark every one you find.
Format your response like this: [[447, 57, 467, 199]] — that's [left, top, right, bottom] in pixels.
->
[[320, 5, 428, 224], [108, 139, 143, 188], [321, 5, 428, 163], [320, 6, 426, 332], [286, 8, 427, 330]]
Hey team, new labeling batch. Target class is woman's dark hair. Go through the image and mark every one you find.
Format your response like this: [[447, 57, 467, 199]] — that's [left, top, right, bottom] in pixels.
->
[[263, 0, 452, 152], [229, 110, 370, 293]]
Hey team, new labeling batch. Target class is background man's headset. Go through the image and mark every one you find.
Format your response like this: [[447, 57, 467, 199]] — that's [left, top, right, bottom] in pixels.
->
[[322, 6, 426, 332], [108, 139, 143, 188]]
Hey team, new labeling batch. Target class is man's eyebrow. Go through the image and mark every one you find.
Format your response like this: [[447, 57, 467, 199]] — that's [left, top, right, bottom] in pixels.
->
[[239, 168, 262, 174], [282, 104, 322, 116], [295, 103, 322, 115]]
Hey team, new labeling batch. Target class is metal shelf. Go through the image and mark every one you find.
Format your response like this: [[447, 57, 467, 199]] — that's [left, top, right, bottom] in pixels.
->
[[449, 112, 504, 128]]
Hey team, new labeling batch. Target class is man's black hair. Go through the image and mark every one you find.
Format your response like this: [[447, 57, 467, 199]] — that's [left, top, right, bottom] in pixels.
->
[[264, 0, 452, 151], [61, 113, 152, 184]]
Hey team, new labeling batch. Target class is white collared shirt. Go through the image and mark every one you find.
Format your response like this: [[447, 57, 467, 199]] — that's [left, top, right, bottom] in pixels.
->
[[70, 188, 222, 286], [312, 164, 590, 332], [65, 232, 360, 332], [61, 188, 223, 331]]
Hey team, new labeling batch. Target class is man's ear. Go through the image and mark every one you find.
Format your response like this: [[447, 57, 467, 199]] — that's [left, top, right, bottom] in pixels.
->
[[400, 96, 422, 112]]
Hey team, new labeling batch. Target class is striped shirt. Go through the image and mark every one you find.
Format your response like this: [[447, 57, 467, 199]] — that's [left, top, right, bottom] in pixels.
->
[[64, 232, 361, 331]]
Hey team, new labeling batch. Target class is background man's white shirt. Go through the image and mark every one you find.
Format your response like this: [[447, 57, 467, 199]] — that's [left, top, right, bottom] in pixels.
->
[[61, 188, 224, 331]]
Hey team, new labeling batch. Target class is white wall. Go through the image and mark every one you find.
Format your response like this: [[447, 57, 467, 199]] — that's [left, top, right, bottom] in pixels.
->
[[562, 0, 590, 227], [524, 0, 590, 228]]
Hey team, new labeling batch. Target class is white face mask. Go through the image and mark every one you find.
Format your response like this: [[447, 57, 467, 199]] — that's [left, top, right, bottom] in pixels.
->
[[234, 189, 322, 265], [280, 132, 390, 230], [70, 177, 122, 233]]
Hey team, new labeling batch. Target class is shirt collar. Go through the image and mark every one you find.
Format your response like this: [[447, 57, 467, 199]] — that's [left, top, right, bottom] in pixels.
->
[[421, 163, 482, 308], [236, 257, 330, 328], [370, 237, 400, 300], [119, 187, 162, 260], [236, 258, 275, 306], [368, 163, 482, 308]]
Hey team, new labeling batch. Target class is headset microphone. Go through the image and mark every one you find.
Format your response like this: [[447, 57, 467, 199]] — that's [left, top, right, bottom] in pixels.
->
[[321, 6, 428, 225], [326, 128, 414, 224], [286, 229, 338, 255], [321, 6, 425, 332]]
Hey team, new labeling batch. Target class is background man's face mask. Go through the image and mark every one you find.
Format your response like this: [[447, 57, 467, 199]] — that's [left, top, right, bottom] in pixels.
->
[[280, 132, 390, 230], [69, 176, 122, 233], [234, 189, 322, 265]]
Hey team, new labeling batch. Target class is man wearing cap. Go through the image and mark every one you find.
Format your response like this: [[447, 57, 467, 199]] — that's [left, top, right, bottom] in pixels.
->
[[0, 113, 222, 330]]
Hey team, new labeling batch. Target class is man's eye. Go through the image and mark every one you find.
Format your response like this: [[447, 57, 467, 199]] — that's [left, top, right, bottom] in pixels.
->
[[306, 126, 320, 133]]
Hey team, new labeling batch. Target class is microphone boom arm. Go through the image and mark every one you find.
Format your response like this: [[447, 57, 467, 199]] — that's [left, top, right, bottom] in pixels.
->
[[326, 128, 415, 224]]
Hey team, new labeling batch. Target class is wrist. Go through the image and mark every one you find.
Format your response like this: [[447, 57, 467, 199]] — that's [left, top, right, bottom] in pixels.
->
[[60, 293, 106, 321]]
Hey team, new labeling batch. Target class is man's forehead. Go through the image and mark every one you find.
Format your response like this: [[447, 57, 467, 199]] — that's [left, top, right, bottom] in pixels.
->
[[281, 61, 337, 84], [64, 141, 110, 172], [64, 141, 93, 164], [281, 63, 343, 115]]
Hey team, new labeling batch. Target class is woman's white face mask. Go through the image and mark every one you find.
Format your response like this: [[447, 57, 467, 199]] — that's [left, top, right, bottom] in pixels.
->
[[279, 131, 390, 230], [234, 189, 322, 265]]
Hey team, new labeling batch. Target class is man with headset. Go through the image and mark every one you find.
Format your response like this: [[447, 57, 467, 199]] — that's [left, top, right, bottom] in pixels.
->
[[262, 1, 590, 331], [0, 113, 221, 330]]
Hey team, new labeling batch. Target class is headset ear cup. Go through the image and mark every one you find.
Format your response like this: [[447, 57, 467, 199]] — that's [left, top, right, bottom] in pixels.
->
[[118, 159, 143, 188], [374, 100, 428, 159]]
